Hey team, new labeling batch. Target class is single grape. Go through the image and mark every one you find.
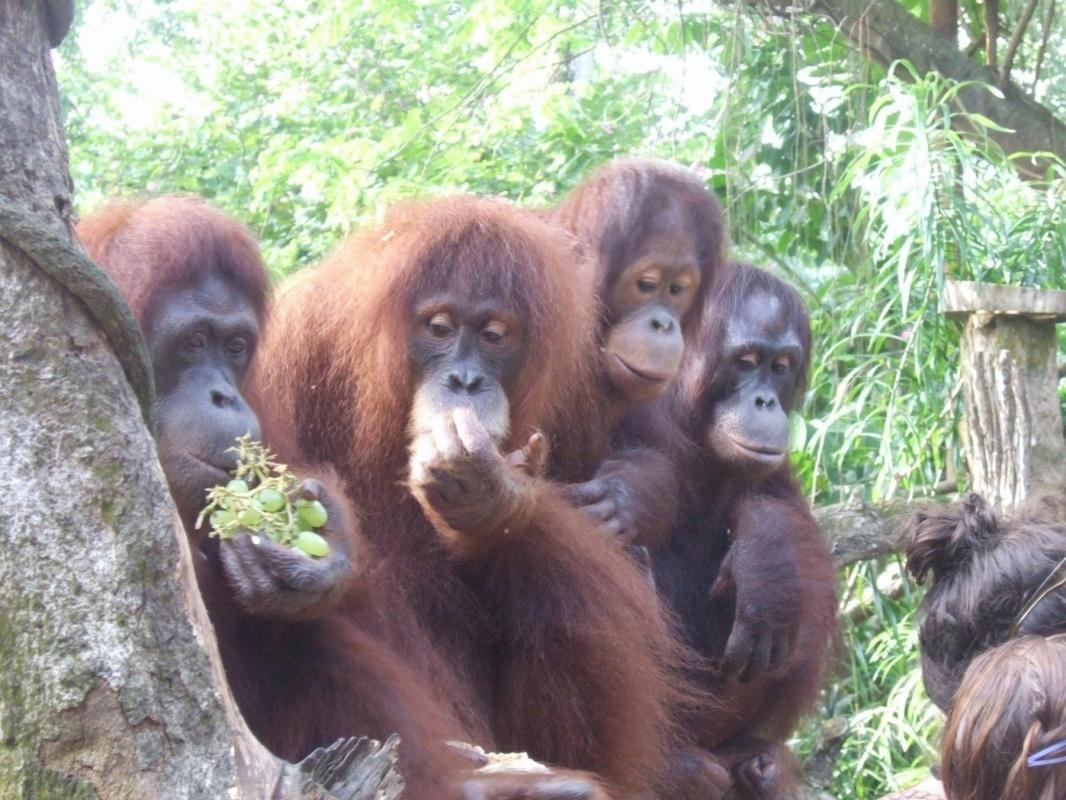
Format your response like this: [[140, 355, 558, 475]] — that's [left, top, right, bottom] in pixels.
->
[[227, 479, 250, 494], [293, 531, 330, 558], [298, 500, 328, 529], [258, 488, 286, 512], [210, 509, 236, 529], [237, 506, 263, 527]]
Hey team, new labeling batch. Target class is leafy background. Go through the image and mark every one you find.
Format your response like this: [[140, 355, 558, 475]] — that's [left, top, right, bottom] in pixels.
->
[[56, 1, 1065, 796]]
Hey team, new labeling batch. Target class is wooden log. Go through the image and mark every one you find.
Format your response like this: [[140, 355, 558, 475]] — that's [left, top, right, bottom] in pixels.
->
[[944, 279, 1066, 510], [296, 736, 405, 799]]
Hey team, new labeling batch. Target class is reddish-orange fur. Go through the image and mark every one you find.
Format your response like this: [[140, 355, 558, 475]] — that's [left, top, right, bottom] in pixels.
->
[[254, 195, 695, 795], [549, 159, 725, 336], [77, 195, 503, 799], [78, 196, 269, 327]]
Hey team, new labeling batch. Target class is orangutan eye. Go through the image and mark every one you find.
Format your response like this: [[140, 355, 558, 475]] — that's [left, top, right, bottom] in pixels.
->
[[227, 337, 247, 356], [186, 332, 207, 351], [736, 352, 758, 370], [669, 282, 689, 296], [481, 320, 507, 344], [427, 313, 454, 338], [771, 355, 791, 373], [637, 277, 658, 293]]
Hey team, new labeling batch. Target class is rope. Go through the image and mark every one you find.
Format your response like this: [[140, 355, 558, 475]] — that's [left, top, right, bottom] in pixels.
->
[[0, 198, 156, 431]]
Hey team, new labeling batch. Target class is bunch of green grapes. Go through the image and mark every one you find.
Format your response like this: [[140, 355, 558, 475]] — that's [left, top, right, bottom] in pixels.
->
[[196, 435, 331, 558]]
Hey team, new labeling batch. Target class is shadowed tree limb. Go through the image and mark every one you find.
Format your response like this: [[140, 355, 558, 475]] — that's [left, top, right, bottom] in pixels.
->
[[808, 0, 1066, 178]]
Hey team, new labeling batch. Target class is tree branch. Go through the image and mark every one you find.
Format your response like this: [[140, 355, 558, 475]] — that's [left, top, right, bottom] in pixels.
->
[[1032, 0, 1056, 91], [816, 500, 912, 567], [999, 0, 1043, 86], [985, 0, 999, 68], [809, 0, 1066, 178]]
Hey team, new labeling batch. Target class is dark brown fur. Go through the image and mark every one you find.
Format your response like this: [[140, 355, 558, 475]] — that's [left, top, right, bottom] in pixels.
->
[[655, 264, 839, 797], [904, 489, 1066, 710]]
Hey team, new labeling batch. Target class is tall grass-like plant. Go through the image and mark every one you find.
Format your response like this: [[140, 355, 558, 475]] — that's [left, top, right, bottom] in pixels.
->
[[800, 65, 1065, 502], [795, 560, 941, 798]]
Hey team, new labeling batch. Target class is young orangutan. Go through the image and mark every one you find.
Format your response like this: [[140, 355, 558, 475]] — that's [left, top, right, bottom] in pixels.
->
[[546, 158, 727, 548], [654, 263, 839, 799]]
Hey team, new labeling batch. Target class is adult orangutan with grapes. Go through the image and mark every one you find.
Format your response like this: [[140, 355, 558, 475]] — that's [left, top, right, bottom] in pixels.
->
[[254, 195, 699, 798], [652, 263, 839, 799], [546, 158, 727, 549], [78, 195, 616, 800]]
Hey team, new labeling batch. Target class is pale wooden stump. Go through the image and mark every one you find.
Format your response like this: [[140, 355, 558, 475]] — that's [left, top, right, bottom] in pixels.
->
[[944, 279, 1066, 510]]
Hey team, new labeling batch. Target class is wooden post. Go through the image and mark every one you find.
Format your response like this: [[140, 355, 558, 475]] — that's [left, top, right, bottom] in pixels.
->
[[944, 280, 1066, 510]]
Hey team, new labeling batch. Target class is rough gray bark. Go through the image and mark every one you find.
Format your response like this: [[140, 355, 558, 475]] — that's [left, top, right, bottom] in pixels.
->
[[816, 501, 912, 567], [298, 736, 405, 798], [812, 0, 1066, 178], [0, 6, 407, 795], [0, 2, 265, 796]]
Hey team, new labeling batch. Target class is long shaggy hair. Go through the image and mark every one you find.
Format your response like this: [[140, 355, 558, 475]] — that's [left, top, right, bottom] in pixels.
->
[[78, 195, 268, 327], [260, 195, 598, 482], [941, 635, 1066, 800], [255, 194, 697, 795], [904, 490, 1066, 709]]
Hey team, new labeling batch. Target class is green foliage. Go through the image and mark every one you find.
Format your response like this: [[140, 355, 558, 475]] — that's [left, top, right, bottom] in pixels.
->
[[804, 65, 1063, 500], [796, 560, 942, 798]]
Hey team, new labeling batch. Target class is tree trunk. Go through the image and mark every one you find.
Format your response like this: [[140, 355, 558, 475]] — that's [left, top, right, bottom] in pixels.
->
[[812, 0, 1066, 179], [958, 314, 1066, 509], [0, 4, 318, 797], [944, 280, 1066, 510], [929, 0, 958, 45]]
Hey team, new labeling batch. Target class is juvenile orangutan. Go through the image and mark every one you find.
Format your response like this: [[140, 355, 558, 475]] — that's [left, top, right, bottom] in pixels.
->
[[547, 158, 727, 548], [654, 263, 839, 798]]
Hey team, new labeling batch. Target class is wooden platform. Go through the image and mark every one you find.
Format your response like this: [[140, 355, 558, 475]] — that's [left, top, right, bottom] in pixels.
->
[[943, 279, 1066, 321]]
